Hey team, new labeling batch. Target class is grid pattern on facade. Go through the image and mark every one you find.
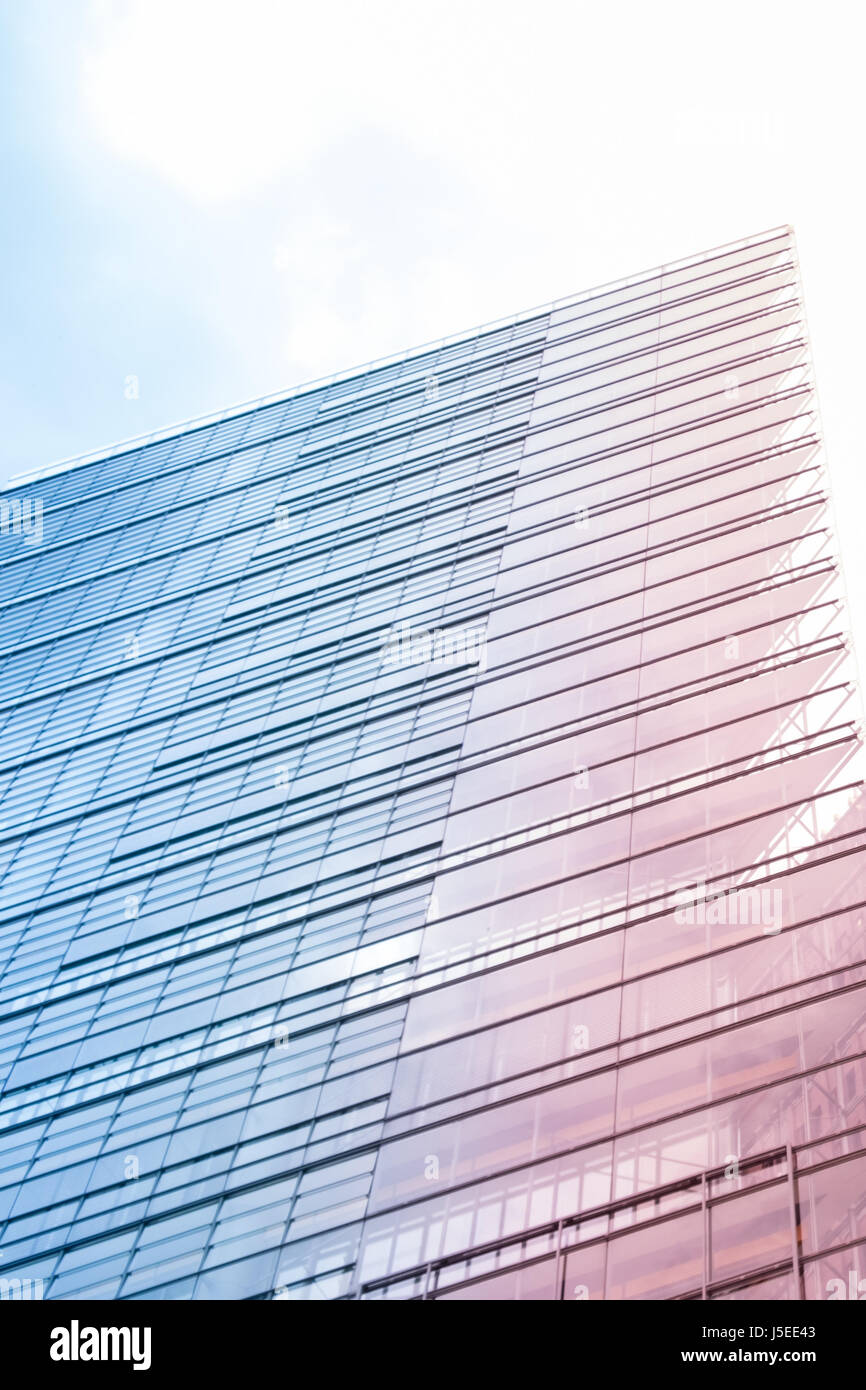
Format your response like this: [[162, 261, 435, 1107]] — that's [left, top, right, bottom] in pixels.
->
[[1, 227, 864, 1301]]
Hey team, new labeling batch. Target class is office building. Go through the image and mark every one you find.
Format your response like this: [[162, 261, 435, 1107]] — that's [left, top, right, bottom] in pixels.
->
[[1, 227, 864, 1301]]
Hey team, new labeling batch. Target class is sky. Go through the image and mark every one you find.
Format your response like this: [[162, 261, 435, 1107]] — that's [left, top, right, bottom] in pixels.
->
[[1, 0, 865, 663]]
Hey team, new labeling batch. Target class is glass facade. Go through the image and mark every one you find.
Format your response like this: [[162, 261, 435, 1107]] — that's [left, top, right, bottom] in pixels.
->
[[1, 225, 865, 1302]]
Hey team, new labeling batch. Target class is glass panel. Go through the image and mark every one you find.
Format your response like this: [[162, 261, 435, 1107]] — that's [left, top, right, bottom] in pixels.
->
[[605, 1210, 703, 1300], [710, 1182, 792, 1283]]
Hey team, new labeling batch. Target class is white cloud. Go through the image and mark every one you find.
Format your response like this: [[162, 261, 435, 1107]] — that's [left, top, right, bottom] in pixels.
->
[[75, 0, 645, 204], [79, 0, 376, 199]]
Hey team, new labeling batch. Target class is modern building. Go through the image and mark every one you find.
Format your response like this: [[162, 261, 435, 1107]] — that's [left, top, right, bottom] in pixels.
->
[[1, 226, 865, 1302]]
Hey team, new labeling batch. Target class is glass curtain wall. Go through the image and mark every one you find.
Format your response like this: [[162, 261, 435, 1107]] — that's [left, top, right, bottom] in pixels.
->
[[1, 227, 863, 1302]]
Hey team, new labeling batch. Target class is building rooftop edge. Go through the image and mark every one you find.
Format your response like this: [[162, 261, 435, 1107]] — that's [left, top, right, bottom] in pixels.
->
[[5, 224, 793, 492]]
